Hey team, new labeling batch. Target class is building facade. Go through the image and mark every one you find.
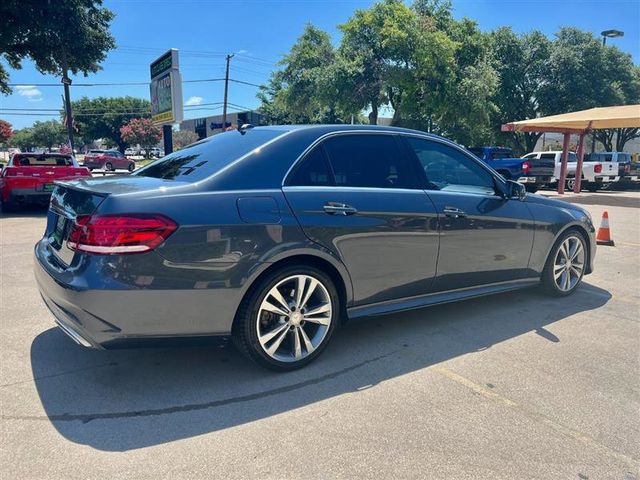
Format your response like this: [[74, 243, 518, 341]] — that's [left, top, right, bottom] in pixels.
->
[[179, 110, 265, 139]]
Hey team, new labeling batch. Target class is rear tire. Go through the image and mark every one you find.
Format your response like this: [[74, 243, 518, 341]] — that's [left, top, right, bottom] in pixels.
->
[[233, 265, 340, 371], [524, 185, 539, 193], [128, 163, 135, 172], [540, 229, 587, 297]]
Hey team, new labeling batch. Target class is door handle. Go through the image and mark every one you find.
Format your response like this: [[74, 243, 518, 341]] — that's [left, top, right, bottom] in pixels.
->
[[443, 206, 467, 218], [323, 202, 358, 216]]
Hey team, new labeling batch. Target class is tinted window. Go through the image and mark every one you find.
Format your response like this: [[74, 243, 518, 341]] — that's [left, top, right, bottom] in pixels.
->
[[134, 129, 284, 182], [540, 153, 556, 160], [323, 134, 415, 189], [14, 155, 73, 166], [407, 137, 496, 195], [288, 147, 332, 186]]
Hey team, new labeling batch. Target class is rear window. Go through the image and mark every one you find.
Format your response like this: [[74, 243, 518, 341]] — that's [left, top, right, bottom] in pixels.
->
[[133, 129, 284, 182], [14, 155, 73, 166]]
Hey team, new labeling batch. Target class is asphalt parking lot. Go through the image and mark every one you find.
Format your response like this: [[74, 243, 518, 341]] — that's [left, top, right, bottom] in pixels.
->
[[0, 191, 638, 480]]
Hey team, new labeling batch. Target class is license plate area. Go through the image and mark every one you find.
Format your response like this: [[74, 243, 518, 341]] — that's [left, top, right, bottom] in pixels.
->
[[51, 214, 68, 250], [43, 183, 55, 192]]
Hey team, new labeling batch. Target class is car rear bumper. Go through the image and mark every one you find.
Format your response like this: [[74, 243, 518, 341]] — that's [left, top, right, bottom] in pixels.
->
[[8, 187, 53, 204], [518, 176, 553, 184], [593, 176, 620, 183], [34, 238, 246, 348]]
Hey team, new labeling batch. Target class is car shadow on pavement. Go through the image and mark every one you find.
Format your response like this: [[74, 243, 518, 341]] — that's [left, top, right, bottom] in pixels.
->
[[28, 282, 611, 451]]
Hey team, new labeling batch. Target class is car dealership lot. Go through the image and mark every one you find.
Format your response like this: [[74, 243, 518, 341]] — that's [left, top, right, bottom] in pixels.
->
[[0, 192, 638, 479]]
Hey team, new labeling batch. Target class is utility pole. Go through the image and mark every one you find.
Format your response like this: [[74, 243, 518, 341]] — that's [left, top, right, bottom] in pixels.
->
[[61, 56, 75, 152], [221, 54, 234, 132]]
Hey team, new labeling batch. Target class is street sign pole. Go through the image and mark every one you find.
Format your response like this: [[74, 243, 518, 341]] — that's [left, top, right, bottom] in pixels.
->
[[163, 125, 173, 155]]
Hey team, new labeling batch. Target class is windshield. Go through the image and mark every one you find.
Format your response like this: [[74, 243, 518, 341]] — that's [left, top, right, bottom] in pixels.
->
[[134, 129, 285, 182]]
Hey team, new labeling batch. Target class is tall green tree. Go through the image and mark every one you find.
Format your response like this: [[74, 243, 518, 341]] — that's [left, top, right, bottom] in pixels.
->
[[69, 96, 152, 152], [258, 24, 353, 125], [542, 28, 640, 152], [8, 128, 35, 151], [0, 0, 115, 94], [491, 28, 553, 154], [30, 120, 66, 151]]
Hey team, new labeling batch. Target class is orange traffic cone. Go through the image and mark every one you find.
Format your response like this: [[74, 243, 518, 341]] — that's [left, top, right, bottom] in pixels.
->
[[596, 211, 615, 246]]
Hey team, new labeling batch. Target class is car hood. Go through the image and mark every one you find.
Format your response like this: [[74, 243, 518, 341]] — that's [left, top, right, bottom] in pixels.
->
[[524, 193, 587, 215]]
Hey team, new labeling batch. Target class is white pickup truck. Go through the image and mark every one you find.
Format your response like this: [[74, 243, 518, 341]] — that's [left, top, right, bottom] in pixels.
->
[[523, 151, 619, 192]]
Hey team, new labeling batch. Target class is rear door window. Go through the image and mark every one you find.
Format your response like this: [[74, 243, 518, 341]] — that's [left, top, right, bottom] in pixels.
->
[[287, 147, 332, 186], [322, 134, 416, 189]]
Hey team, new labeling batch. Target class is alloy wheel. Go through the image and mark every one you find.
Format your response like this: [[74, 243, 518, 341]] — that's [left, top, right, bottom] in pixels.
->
[[553, 235, 585, 292], [256, 274, 332, 363]]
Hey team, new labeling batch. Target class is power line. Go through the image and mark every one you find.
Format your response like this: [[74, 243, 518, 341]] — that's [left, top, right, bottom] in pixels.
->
[[7, 77, 262, 87]]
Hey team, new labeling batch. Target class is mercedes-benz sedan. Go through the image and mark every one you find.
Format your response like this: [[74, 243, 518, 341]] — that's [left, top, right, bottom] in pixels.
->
[[35, 125, 596, 370]]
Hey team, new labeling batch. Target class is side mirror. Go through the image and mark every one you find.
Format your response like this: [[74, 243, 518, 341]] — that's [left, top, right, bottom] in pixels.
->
[[505, 180, 526, 201]]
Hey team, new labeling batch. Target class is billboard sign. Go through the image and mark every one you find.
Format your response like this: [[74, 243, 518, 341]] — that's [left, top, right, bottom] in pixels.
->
[[150, 49, 183, 125]]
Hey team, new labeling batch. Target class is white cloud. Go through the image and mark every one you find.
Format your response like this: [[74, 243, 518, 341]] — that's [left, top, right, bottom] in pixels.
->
[[15, 85, 43, 102], [185, 96, 204, 106], [237, 49, 249, 55]]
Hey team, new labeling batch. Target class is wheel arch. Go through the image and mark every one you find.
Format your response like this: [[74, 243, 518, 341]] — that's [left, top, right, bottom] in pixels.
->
[[234, 250, 353, 331], [546, 222, 593, 274]]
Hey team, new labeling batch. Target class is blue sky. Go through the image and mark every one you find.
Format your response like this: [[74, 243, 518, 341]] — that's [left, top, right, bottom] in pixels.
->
[[2, 0, 639, 130]]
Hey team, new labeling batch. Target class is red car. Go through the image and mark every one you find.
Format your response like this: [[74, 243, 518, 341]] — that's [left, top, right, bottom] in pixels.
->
[[0, 153, 91, 212], [83, 149, 135, 172]]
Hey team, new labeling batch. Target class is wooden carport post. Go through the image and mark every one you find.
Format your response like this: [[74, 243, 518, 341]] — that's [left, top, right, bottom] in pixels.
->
[[574, 132, 586, 193], [557, 132, 571, 194]]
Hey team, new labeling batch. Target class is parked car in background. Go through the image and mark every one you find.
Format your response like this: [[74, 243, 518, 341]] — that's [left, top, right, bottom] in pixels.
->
[[0, 153, 91, 212], [83, 150, 135, 172], [35, 125, 596, 370], [587, 152, 639, 188], [516, 151, 558, 193], [467, 146, 532, 185], [149, 147, 164, 158], [125, 147, 140, 156], [525, 151, 619, 192]]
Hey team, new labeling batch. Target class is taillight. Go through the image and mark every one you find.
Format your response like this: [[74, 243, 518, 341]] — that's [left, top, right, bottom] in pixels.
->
[[67, 214, 177, 254], [522, 161, 530, 173], [594, 164, 602, 173], [624, 164, 631, 173]]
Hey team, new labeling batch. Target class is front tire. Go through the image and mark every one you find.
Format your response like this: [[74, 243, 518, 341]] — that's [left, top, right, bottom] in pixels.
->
[[233, 265, 340, 371], [105, 162, 114, 171], [128, 163, 135, 172], [541, 230, 587, 297], [524, 184, 539, 193]]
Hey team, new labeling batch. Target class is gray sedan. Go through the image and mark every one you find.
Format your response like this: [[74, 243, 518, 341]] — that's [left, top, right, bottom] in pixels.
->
[[35, 125, 596, 370]]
